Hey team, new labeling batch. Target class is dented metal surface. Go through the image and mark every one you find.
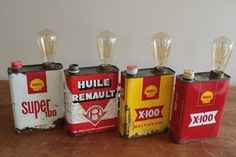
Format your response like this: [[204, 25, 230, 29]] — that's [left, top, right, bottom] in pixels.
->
[[119, 67, 175, 138], [8, 63, 65, 133]]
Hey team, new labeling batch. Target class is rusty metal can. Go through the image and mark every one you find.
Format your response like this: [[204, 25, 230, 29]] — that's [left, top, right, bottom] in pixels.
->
[[119, 66, 175, 138], [8, 61, 65, 133], [64, 64, 119, 136], [169, 71, 230, 143]]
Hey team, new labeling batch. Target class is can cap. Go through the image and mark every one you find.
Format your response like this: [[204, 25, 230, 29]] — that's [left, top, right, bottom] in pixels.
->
[[126, 65, 138, 75], [11, 61, 23, 71], [183, 69, 195, 80], [69, 64, 80, 74]]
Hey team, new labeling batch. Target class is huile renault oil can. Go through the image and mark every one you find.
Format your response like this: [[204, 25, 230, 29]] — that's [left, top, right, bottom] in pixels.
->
[[65, 30, 119, 136], [119, 32, 175, 138], [8, 29, 65, 133], [169, 36, 233, 143]]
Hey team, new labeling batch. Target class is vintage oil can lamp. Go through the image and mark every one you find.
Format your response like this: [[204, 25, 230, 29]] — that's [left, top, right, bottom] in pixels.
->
[[64, 30, 119, 136], [119, 32, 175, 138], [169, 36, 233, 143], [8, 29, 65, 133]]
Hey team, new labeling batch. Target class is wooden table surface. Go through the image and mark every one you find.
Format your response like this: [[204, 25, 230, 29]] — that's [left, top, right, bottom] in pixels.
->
[[0, 80, 235, 157]]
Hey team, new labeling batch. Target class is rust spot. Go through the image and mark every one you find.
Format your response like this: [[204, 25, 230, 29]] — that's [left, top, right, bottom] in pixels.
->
[[15, 117, 64, 133], [53, 117, 64, 128], [16, 127, 43, 133], [127, 127, 169, 139]]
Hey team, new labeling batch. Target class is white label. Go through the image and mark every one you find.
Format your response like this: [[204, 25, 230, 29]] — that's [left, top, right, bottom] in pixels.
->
[[9, 70, 65, 130], [65, 82, 118, 125], [188, 110, 218, 127]]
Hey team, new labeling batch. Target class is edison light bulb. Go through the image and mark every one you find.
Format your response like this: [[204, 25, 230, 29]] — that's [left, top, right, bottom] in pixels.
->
[[152, 32, 172, 72], [211, 36, 233, 77], [97, 30, 117, 67], [37, 29, 56, 66]]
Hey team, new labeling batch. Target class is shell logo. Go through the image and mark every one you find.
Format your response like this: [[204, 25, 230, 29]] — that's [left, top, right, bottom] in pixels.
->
[[144, 85, 158, 98], [30, 78, 45, 91], [201, 91, 213, 104]]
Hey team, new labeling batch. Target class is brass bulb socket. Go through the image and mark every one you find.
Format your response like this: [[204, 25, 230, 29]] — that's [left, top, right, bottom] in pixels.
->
[[210, 70, 224, 79], [43, 62, 55, 70]]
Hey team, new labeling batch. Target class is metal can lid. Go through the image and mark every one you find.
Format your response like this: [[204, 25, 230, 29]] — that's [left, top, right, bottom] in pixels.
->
[[127, 65, 138, 75], [69, 64, 80, 73], [11, 61, 22, 70], [183, 69, 195, 80]]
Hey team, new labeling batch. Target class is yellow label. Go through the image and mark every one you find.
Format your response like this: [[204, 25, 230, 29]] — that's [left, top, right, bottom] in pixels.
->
[[30, 78, 45, 91], [119, 74, 174, 138], [201, 91, 213, 104]]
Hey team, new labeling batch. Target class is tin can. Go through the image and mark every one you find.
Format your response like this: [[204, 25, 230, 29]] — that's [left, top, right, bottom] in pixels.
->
[[64, 64, 119, 136], [119, 67, 175, 138], [8, 61, 65, 133], [169, 71, 230, 143]]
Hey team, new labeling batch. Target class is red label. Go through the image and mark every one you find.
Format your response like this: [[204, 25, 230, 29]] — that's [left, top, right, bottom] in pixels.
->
[[142, 76, 160, 100], [26, 72, 47, 94], [66, 72, 118, 127], [135, 106, 163, 121]]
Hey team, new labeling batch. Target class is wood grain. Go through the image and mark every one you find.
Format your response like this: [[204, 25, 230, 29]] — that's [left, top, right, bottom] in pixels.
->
[[0, 80, 235, 157]]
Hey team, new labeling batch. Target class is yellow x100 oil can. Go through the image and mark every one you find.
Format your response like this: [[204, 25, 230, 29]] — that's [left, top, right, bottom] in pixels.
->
[[119, 66, 175, 138]]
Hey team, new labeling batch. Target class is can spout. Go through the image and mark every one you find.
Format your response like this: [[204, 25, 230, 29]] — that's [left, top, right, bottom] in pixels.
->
[[126, 65, 138, 75], [11, 61, 23, 72], [183, 69, 195, 80], [69, 64, 80, 74]]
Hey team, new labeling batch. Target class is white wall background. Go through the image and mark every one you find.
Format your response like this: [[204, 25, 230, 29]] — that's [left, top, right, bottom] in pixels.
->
[[0, 0, 235, 85]]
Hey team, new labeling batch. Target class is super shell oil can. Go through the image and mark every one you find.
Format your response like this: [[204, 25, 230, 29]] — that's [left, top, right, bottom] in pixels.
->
[[169, 36, 233, 143], [119, 32, 175, 138], [64, 30, 119, 136], [119, 66, 175, 138], [8, 29, 65, 133]]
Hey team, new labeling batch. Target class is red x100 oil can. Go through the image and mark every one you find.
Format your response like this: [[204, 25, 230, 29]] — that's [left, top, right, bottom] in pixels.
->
[[8, 61, 65, 133], [169, 71, 230, 143], [65, 64, 119, 136]]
